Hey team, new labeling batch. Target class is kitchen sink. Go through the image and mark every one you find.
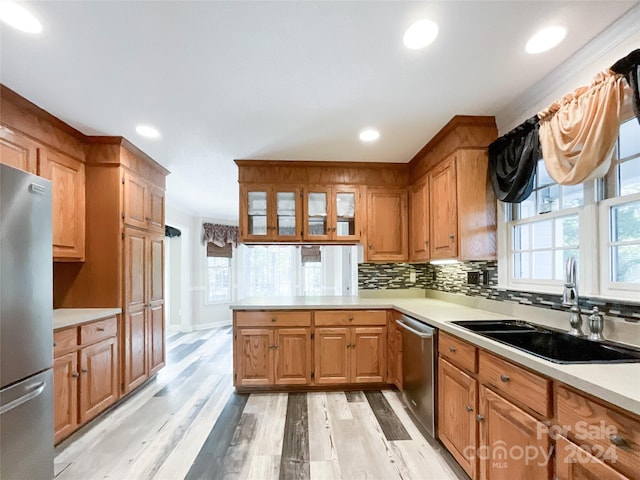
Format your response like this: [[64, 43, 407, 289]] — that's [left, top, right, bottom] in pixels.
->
[[450, 320, 640, 364]]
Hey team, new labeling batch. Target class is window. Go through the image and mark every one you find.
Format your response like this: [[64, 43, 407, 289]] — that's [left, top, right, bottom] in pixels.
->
[[206, 256, 231, 302], [503, 117, 640, 299]]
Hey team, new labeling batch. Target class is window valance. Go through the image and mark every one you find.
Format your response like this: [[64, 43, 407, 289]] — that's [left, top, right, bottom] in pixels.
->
[[301, 245, 321, 263], [202, 223, 239, 247], [488, 115, 541, 203], [207, 242, 232, 258]]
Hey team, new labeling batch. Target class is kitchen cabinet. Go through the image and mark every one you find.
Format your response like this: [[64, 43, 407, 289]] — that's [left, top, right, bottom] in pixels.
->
[[123, 227, 165, 393], [53, 316, 119, 444], [387, 311, 403, 390], [39, 148, 86, 261], [365, 187, 408, 262], [429, 155, 458, 259], [123, 169, 165, 234], [410, 178, 429, 262], [240, 184, 302, 242], [234, 311, 312, 387], [555, 435, 631, 480], [304, 185, 362, 242], [0, 125, 38, 174]]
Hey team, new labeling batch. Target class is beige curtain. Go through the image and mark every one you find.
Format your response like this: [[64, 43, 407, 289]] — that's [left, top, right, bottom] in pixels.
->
[[538, 70, 626, 185]]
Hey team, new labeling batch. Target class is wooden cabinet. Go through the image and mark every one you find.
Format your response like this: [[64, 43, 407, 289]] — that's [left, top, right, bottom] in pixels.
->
[[240, 184, 302, 242], [555, 435, 631, 480], [387, 311, 403, 390], [234, 311, 312, 387], [304, 185, 362, 242], [53, 316, 119, 444], [0, 125, 38, 174], [429, 156, 458, 259], [365, 187, 408, 261], [38, 148, 86, 261], [123, 227, 165, 393], [410, 178, 429, 262], [123, 170, 165, 234], [438, 358, 477, 479], [478, 385, 551, 480]]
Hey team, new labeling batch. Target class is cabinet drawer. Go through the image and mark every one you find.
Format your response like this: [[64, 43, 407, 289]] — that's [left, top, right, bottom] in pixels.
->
[[557, 386, 640, 479], [54, 328, 78, 357], [479, 351, 551, 418], [315, 310, 386, 326], [235, 311, 311, 327], [438, 331, 477, 373], [80, 316, 118, 345], [555, 435, 631, 480]]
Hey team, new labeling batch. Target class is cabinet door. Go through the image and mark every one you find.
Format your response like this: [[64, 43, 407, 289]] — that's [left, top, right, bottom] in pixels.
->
[[314, 327, 349, 384], [123, 170, 149, 229], [410, 179, 429, 262], [555, 435, 630, 480], [123, 228, 148, 393], [0, 126, 38, 174], [38, 149, 85, 261], [333, 186, 362, 241], [237, 328, 274, 386], [366, 188, 408, 261], [241, 185, 271, 241], [274, 328, 311, 385], [148, 185, 165, 233], [478, 386, 551, 480], [304, 187, 331, 241], [438, 358, 477, 479], [53, 352, 78, 444], [79, 336, 118, 424], [274, 188, 302, 241], [351, 327, 386, 383], [429, 156, 458, 259], [148, 234, 165, 376]]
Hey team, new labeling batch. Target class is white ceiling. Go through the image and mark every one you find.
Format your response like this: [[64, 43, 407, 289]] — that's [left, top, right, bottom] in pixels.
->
[[1, 1, 636, 222]]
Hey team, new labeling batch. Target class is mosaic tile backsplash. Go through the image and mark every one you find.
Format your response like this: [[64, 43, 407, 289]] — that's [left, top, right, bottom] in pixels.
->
[[358, 260, 640, 323]]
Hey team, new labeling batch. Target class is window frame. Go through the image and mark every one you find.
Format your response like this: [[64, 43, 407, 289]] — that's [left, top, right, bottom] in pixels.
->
[[205, 255, 232, 304]]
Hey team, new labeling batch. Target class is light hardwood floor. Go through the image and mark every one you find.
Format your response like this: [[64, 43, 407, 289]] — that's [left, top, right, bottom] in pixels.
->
[[54, 327, 465, 480]]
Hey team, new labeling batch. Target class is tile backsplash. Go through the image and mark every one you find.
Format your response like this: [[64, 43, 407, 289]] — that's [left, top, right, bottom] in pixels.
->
[[358, 260, 640, 323]]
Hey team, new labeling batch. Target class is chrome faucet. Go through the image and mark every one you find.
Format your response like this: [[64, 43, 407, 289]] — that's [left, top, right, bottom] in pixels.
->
[[563, 256, 584, 336], [588, 307, 605, 341]]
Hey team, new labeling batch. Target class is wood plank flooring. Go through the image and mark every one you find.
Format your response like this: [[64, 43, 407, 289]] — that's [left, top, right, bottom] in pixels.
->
[[54, 327, 465, 480]]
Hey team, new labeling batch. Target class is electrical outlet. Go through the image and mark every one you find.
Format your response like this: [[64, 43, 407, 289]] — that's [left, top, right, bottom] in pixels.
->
[[409, 270, 416, 283], [467, 271, 480, 285]]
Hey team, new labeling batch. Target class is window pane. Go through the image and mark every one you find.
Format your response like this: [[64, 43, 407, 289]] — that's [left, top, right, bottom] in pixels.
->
[[532, 220, 552, 249], [555, 215, 579, 247], [536, 159, 554, 187], [612, 245, 640, 282], [537, 185, 559, 214], [561, 184, 584, 209], [619, 157, 640, 196], [513, 224, 530, 251], [554, 249, 578, 281], [611, 200, 640, 242], [532, 251, 552, 279], [513, 252, 530, 278], [619, 118, 640, 159], [519, 196, 536, 219]]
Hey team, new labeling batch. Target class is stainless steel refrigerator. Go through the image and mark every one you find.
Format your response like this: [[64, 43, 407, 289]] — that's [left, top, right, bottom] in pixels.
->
[[0, 163, 54, 479]]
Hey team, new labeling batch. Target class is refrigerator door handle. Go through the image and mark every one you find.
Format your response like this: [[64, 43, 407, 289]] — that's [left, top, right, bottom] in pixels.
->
[[28, 183, 48, 195], [0, 382, 46, 415]]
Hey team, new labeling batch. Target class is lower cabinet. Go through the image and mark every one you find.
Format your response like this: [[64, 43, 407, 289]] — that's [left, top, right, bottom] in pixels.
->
[[53, 316, 119, 444], [387, 311, 403, 390], [555, 435, 631, 480]]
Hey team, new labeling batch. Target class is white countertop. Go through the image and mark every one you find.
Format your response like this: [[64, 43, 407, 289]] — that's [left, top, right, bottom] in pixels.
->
[[231, 296, 640, 416], [53, 308, 122, 330]]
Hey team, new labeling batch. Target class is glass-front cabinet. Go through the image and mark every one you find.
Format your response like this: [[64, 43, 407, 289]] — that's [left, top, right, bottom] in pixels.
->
[[303, 186, 362, 241], [241, 185, 302, 241]]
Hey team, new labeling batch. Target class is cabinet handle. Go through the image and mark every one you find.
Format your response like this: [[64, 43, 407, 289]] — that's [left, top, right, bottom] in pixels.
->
[[500, 374, 510, 383], [271, 317, 277, 322], [465, 405, 473, 413], [449, 346, 456, 353], [609, 435, 630, 448], [81, 369, 88, 374], [97, 327, 105, 332], [476, 414, 485, 422], [71, 373, 80, 378], [348, 316, 353, 321]]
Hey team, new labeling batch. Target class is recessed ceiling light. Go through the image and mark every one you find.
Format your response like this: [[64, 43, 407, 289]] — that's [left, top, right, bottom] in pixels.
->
[[403, 19, 439, 50], [136, 125, 160, 139], [526, 26, 567, 54], [359, 128, 380, 142], [0, 1, 42, 34]]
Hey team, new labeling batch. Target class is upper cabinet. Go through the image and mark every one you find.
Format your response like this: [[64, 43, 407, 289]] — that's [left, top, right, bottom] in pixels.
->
[[429, 155, 458, 259], [365, 188, 408, 262], [0, 125, 38, 174], [123, 169, 165, 234], [304, 185, 362, 242], [410, 178, 429, 262], [240, 184, 302, 242], [39, 148, 86, 261]]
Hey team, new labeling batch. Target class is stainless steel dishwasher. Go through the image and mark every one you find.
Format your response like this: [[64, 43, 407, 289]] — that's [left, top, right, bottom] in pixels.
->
[[396, 314, 437, 437]]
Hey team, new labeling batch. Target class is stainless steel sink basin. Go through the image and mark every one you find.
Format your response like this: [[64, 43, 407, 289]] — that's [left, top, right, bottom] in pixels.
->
[[450, 320, 640, 364]]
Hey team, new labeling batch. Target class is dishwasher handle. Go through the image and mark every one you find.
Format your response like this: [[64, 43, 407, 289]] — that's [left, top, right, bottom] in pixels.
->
[[396, 319, 434, 339]]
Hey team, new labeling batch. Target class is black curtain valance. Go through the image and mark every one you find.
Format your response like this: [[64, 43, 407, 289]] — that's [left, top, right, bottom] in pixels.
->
[[611, 48, 640, 125], [488, 115, 541, 203], [165, 225, 181, 238]]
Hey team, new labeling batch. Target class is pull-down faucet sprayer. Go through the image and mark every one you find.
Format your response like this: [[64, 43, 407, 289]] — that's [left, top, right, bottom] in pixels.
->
[[563, 256, 585, 336]]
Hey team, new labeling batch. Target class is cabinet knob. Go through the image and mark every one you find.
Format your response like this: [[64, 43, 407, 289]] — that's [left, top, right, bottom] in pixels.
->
[[271, 317, 277, 322], [97, 327, 105, 332], [71, 373, 80, 378], [609, 435, 630, 448], [348, 316, 353, 321], [53, 342, 57, 347], [500, 374, 510, 383], [465, 405, 474, 413], [476, 414, 485, 422], [368, 244, 372, 249], [449, 346, 456, 353], [449, 233, 455, 240]]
